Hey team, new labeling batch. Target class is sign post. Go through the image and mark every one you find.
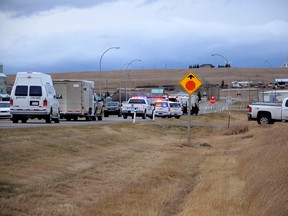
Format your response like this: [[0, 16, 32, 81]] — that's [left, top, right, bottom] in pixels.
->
[[179, 72, 202, 145]]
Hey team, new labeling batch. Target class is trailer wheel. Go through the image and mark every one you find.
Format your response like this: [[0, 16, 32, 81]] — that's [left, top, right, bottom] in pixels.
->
[[53, 110, 60, 123], [85, 116, 92, 121], [12, 118, 18, 123], [257, 114, 270, 125]]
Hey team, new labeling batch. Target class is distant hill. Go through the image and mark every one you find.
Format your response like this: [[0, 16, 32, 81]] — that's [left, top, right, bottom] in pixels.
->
[[6, 68, 288, 95]]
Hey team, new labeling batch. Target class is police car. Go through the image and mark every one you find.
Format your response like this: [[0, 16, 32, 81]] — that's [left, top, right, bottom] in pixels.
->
[[153, 101, 170, 118], [168, 101, 183, 119]]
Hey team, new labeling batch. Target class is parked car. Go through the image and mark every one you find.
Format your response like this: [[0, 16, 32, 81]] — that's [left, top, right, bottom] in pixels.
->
[[0, 101, 11, 118], [104, 101, 122, 117]]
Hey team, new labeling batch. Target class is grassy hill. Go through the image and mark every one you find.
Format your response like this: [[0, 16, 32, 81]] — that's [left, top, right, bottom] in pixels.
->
[[6, 68, 288, 95]]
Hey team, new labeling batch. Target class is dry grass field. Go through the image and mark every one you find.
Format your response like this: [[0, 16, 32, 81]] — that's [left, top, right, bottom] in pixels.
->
[[2, 68, 288, 215], [6, 68, 288, 95], [0, 111, 288, 216]]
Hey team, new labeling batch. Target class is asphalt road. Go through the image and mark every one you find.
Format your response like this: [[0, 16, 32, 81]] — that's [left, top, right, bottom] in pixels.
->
[[0, 101, 229, 129]]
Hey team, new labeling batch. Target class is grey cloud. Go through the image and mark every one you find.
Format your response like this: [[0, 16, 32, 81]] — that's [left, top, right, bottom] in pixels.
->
[[0, 0, 117, 16]]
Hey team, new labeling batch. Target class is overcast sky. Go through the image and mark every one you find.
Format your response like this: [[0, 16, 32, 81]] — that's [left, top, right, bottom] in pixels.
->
[[1, 0, 288, 74]]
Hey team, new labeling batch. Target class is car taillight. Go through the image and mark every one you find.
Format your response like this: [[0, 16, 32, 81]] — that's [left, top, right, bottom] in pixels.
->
[[43, 99, 48, 106], [10, 99, 13, 106], [248, 106, 252, 113]]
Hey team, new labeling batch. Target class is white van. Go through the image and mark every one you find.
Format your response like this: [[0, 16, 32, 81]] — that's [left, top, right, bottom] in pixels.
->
[[10, 72, 60, 123]]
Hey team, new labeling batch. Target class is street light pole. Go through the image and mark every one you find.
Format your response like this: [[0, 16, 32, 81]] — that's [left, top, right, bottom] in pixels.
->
[[125, 59, 141, 100], [99, 46, 120, 98], [264, 59, 276, 101], [211, 53, 231, 129]]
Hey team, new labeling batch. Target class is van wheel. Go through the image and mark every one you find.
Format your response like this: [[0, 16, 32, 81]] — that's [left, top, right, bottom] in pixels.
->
[[46, 113, 52, 123]]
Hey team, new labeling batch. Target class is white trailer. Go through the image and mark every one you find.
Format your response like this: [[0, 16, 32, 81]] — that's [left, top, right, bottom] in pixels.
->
[[53, 79, 103, 121]]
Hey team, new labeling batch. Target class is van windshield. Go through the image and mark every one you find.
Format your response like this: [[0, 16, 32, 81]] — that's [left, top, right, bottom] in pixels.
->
[[30, 86, 42, 96], [15, 86, 28, 96]]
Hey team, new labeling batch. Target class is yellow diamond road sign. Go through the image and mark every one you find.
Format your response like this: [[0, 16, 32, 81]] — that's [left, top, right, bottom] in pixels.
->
[[179, 71, 202, 95]]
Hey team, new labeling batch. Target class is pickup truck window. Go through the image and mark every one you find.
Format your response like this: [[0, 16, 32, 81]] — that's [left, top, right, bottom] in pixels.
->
[[128, 99, 146, 104], [286, 100, 288, 107]]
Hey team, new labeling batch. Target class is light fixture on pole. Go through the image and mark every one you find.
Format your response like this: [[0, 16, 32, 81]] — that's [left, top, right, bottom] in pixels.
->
[[125, 59, 141, 71], [211, 53, 231, 128], [99, 46, 120, 98]]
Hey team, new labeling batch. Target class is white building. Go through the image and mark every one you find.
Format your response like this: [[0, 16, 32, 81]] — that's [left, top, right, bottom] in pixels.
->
[[259, 90, 288, 102], [0, 64, 9, 100]]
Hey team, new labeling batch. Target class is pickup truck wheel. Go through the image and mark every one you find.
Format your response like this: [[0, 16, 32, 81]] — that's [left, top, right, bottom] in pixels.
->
[[257, 115, 270, 125], [123, 114, 127, 119], [142, 111, 146, 119]]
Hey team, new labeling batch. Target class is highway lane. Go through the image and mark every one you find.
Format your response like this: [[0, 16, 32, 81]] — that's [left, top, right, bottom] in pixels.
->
[[0, 101, 229, 129], [0, 116, 144, 128], [0, 114, 225, 129]]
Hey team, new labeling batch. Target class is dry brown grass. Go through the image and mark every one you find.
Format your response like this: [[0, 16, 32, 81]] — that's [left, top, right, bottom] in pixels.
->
[[0, 111, 287, 216], [238, 124, 288, 216]]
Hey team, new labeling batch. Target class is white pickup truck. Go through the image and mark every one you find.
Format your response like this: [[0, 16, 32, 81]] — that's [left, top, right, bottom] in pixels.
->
[[121, 97, 153, 119], [247, 98, 288, 125]]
